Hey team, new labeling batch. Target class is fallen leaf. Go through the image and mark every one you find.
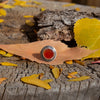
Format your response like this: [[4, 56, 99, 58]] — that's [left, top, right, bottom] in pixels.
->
[[74, 60, 84, 66], [68, 76, 90, 81], [21, 4, 37, 7], [0, 0, 8, 8], [0, 78, 6, 84], [59, 68, 63, 75], [65, 60, 73, 64], [0, 50, 6, 55], [24, 15, 33, 18], [41, 8, 46, 11], [0, 50, 13, 57], [4, 53, 13, 57], [0, 19, 4, 23], [0, 40, 94, 65], [62, 3, 75, 7], [91, 6, 96, 8], [21, 74, 52, 89], [25, 20, 34, 26], [39, 73, 44, 79], [49, 65, 54, 69], [0, 62, 17, 66], [67, 72, 78, 79], [43, 79, 53, 83], [75, 8, 80, 11], [74, 18, 100, 60], [3, 4, 15, 8], [52, 67, 60, 79], [0, 9, 6, 16]]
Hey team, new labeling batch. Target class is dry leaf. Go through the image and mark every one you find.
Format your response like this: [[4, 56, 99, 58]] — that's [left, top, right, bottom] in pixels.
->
[[75, 8, 80, 11], [0, 50, 13, 57], [65, 60, 73, 64], [25, 20, 34, 26], [0, 9, 6, 16], [4, 53, 13, 57], [0, 78, 6, 84], [3, 4, 15, 8], [39, 73, 44, 79], [0, 50, 6, 55], [24, 15, 33, 18], [0, 19, 4, 23], [49, 65, 54, 69], [41, 8, 46, 11], [21, 74, 52, 89], [43, 79, 53, 83], [59, 68, 63, 75], [67, 72, 78, 79], [0, 40, 94, 65], [0, 0, 8, 8], [74, 60, 84, 66], [52, 67, 60, 79], [0, 62, 17, 66], [62, 3, 75, 7], [68, 76, 90, 81]]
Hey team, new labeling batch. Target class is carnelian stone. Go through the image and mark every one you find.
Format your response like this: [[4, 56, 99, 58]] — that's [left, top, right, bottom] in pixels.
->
[[43, 49, 54, 59]]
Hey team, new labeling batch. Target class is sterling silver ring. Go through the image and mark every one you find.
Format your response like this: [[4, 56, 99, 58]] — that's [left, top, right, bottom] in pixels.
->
[[40, 46, 56, 62]]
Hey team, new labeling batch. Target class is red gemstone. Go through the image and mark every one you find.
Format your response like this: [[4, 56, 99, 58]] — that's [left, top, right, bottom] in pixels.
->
[[43, 49, 54, 59]]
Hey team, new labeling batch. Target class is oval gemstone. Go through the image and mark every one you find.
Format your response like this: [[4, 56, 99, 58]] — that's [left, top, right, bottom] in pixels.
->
[[43, 49, 54, 59]]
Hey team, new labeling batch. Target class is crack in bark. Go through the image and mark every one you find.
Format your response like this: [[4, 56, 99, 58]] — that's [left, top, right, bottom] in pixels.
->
[[76, 82, 81, 100], [1, 83, 7, 100]]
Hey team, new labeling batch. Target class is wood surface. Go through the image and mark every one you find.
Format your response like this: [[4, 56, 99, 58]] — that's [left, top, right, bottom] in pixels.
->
[[0, 0, 100, 100]]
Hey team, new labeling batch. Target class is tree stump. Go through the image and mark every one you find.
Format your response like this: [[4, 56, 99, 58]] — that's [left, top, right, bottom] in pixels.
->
[[0, 0, 100, 100]]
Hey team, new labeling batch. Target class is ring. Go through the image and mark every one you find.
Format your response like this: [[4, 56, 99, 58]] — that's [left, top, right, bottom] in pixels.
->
[[40, 46, 56, 62]]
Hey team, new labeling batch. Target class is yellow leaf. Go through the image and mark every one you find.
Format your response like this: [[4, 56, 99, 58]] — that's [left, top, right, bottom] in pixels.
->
[[0, 78, 6, 84], [21, 75, 52, 89], [41, 8, 46, 12], [74, 60, 84, 66], [30, 74, 40, 78], [39, 73, 44, 79], [49, 65, 54, 69], [0, 50, 13, 57], [75, 8, 80, 11], [3, 4, 15, 8], [52, 67, 60, 79], [0, 50, 6, 55], [65, 60, 73, 64], [62, 3, 75, 7], [68, 72, 78, 76], [0, 9, 6, 16], [20, 4, 37, 7], [74, 18, 100, 59], [67, 72, 78, 79], [24, 15, 33, 18], [43, 79, 53, 83], [0, 3, 4, 7], [33, 1, 42, 5], [68, 76, 90, 81], [4, 53, 13, 57], [0, 62, 17, 66], [13, 0, 27, 7], [0, 19, 4, 23], [25, 20, 34, 26], [91, 6, 96, 8]]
